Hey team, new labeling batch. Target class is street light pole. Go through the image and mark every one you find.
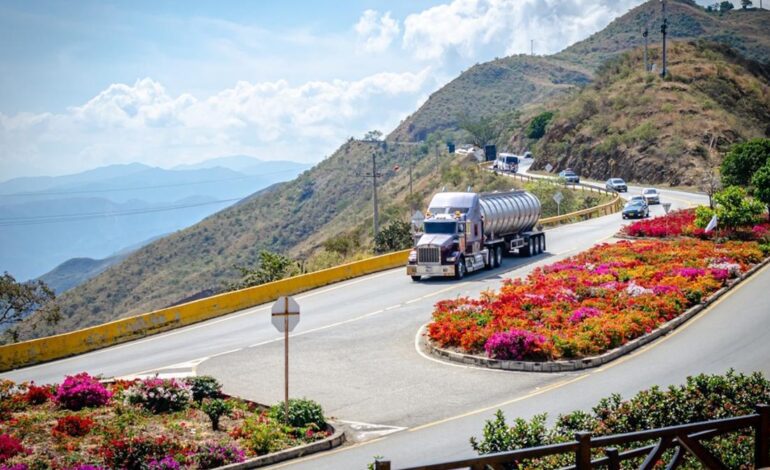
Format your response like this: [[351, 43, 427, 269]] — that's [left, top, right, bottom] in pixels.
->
[[372, 152, 379, 240]]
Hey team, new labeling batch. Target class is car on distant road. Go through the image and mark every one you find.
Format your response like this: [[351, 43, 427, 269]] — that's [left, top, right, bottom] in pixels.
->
[[494, 153, 519, 173], [642, 187, 661, 205], [629, 195, 646, 204], [523, 151, 533, 159], [558, 169, 580, 184], [606, 178, 627, 192], [622, 200, 649, 219]]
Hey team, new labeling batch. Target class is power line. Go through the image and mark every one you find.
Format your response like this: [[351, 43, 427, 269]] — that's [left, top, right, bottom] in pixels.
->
[[0, 197, 244, 227], [0, 167, 305, 198]]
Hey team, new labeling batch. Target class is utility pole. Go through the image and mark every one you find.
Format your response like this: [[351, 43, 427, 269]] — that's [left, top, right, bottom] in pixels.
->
[[643, 28, 649, 72], [531, 39, 534, 56], [371, 152, 379, 239], [660, 0, 668, 78]]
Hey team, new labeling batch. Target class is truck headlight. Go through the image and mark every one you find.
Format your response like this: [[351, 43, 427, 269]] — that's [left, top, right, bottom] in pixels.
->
[[408, 250, 417, 262]]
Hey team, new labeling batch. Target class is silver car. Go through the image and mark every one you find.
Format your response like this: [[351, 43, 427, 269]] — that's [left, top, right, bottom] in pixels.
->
[[642, 188, 660, 205]]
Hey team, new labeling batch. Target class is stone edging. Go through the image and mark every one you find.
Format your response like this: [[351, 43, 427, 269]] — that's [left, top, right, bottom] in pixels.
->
[[217, 423, 345, 469], [422, 256, 770, 372]]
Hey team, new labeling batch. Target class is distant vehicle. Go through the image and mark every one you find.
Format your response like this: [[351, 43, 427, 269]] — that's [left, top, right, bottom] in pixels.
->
[[558, 169, 580, 184], [494, 153, 519, 173], [523, 151, 533, 159], [642, 188, 660, 205], [629, 195, 646, 204], [606, 178, 627, 192], [456, 145, 484, 161], [622, 200, 649, 219]]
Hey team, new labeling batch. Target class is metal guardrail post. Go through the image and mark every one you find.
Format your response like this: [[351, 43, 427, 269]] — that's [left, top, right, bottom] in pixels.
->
[[575, 432, 592, 469], [605, 447, 620, 470], [756, 404, 770, 467], [375, 460, 391, 470]]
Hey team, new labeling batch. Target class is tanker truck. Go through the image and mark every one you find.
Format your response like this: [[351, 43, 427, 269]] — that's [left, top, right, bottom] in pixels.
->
[[406, 190, 544, 281]]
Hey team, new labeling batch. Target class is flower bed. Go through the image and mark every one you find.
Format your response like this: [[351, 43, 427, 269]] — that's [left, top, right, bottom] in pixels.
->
[[428, 238, 764, 360], [620, 208, 770, 241], [0, 374, 329, 469]]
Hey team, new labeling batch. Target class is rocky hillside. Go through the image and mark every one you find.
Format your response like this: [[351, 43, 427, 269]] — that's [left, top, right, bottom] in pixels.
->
[[391, 0, 770, 143], [529, 41, 770, 186]]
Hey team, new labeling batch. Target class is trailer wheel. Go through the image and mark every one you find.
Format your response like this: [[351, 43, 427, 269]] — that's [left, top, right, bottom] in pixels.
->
[[454, 258, 466, 280], [536, 235, 544, 254], [520, 241, 531, 257], [411, 275, 422, 282], [494, 246, 502, 267]]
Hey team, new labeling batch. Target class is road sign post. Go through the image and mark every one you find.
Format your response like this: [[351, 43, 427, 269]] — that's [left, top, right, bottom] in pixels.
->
[[553, 191, 564, 216], [271, 296, 300, 423], [662, 202, 672, 238]]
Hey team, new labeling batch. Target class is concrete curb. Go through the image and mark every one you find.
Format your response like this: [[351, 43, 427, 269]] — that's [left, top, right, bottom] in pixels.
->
[[422, 256, 770, 372], [217, 423, 345, 469]]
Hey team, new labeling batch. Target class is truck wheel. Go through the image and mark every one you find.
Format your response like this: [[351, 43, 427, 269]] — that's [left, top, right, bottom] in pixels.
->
[[494, 246, 502, 268], [485, 250, 493, 270], [540, 234, 546, 253], [520, 242, 531, 257], [411, 275, 422, 282], [455, 258, 466, 280]]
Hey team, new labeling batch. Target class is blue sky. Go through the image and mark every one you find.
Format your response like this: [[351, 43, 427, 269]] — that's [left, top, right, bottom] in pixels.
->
[[0, 0, 740, 179]]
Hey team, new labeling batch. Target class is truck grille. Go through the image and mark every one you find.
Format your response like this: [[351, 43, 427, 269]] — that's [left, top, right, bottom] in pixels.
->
[[417, 246, 441, 264]]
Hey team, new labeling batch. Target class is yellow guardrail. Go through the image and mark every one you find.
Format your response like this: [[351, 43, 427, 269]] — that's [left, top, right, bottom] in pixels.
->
[[0, 164, 623, 372], [0, 249, 410, 372]]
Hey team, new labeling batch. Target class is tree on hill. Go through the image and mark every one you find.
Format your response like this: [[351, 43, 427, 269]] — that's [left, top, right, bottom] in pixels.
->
[[1, 273, 60, 342], [374, 220, 413, 254], [526, 111, 555, 139], [458, 115, 503, 148], [363, 130, 383, 141], [227, 250, 299, 290], [695, 186, 765, 229], [720, 1, 735, 11], [720, 138, 770, 187], [741, 0, 753, 8]]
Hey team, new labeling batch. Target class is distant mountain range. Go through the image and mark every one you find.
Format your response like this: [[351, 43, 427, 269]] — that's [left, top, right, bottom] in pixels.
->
[[0, 156, 310, 281]]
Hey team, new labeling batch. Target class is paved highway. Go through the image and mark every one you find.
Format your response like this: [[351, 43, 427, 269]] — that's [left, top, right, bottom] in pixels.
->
[[4, 164, 748, 469]]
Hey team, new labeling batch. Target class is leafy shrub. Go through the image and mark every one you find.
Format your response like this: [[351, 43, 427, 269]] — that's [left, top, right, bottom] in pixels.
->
[[484, 329, 546, 360], [25, 384, 52, 405], [241, 416, 290, 455], [470, 370, 770, 468], [194, 443, 245, 469], [123, 377, 191, 414], [100, 436, 178, 470], [55, 373, 111, 411], [185, 376, 221, 404], [202, 399, 233, 431], [526, 111, 554, 139], [52, 415, 94, 437], [147, 456, 181, 470], [0, 434, 27, 462], [374, 220, 413, 254], [268, 398, 326, 428]]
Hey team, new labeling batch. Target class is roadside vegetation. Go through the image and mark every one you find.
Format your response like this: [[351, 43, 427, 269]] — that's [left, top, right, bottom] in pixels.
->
[[470, 370, 770, 468], [0, 373, 328, 469]]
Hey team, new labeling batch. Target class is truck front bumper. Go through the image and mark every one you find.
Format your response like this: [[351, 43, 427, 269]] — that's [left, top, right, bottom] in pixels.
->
[[406, 264, 456, 277]]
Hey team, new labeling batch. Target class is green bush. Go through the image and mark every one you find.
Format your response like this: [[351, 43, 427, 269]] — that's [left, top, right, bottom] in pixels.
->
[[374, 220, 413, 254], [202, 398, 233, 431], [243, 417, 290, 455], [694, 186, 765, 229], [268, 398, 326, 429], [526, 112, 554, 139], [185, 376, 222, 404], [470, 370, 770, 469]]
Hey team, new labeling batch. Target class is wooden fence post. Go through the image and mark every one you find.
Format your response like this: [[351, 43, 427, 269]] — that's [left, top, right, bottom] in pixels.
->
[[575, 432, 592, 469], [605, 447, 620, 470], [756, 404, 770, 468], [375, 460, 391, 470]]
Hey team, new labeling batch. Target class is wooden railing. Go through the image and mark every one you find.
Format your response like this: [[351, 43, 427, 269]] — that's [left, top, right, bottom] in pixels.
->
[[374, 404, 770, 470]]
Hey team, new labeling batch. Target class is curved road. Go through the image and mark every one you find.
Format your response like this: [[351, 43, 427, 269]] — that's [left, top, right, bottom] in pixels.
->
[[5, 167, 762, 469]]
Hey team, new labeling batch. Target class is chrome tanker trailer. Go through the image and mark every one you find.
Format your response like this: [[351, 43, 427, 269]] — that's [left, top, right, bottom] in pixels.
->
[[406, 190, 544, 281]]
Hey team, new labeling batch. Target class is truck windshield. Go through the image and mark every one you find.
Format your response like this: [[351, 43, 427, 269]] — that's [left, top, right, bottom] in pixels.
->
[[424, 221, 457, 234]]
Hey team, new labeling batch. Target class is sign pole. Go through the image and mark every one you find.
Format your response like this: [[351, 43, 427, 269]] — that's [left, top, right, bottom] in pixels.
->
[[284, 297, 289, 423]]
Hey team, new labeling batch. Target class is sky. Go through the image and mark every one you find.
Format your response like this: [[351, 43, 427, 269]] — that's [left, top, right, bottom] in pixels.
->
[[0, 0, 745, 179]]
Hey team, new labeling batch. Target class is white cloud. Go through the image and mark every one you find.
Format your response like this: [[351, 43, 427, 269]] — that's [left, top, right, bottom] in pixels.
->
[[402, 0, 641, 61], [0, 71, 432, 178], [355, 10, 401, 53]]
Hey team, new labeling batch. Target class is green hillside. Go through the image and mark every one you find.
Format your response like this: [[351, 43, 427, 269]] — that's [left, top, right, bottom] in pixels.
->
[[391, 0, 770, 143], [528, 41, 770, 186]]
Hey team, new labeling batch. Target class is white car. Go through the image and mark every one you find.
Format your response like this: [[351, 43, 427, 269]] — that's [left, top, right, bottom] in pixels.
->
[[641, 188, 660, 205]]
